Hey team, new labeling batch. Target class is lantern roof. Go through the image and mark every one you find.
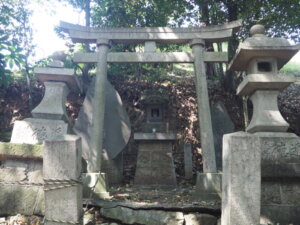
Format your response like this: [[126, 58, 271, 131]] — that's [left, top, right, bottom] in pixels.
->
[[228, 24, 300, 71]]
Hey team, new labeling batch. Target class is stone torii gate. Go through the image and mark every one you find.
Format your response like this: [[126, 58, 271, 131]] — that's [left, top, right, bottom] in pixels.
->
[[60, 20, 242, 177]]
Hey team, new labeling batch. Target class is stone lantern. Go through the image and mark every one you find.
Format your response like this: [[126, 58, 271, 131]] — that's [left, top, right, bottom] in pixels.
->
[[228, 24, 300, 133], [222, 25, 300, 225]]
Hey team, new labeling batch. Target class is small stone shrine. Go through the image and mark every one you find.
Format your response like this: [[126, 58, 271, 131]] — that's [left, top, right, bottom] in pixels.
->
[[222, 24, 300, 225], [134, 90, 177, 187]]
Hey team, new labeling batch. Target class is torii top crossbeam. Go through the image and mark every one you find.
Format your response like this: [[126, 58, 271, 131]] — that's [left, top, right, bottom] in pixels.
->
[[59, 20, 242, 44]]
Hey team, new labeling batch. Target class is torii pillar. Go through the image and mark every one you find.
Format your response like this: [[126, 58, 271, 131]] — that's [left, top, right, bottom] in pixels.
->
[[191, 39, 221, 201]]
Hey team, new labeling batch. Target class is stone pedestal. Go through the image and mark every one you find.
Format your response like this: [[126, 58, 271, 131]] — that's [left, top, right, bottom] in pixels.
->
[[259, 132, 300, 225], [194, 173, 221, 200], [82, 172, 110, 200], [222, 131, 300, 225], [134, 133, 177, 187], [222, 132, 261, 225], [11, 118, 69, 144], [43, 135, 83, 225]]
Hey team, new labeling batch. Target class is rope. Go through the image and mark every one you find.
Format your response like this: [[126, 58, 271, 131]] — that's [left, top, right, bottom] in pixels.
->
[[43, 178, 81, 191], [45, 218, 80, 224], [0, 181, 44, 186]]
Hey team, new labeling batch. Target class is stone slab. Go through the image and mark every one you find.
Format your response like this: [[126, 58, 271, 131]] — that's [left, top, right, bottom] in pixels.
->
[[237, 74, 296, 96], [194, 173, 221, 200], [211, 101, 234, 170], [100, 206, 184, 225], [222, 132, 261, 225], [0, 142, 43, 159], [73, 79, 131, 160], [134, 132, 176, 141], [261, 204, 300, 225], [10, 118, 69, 144], [101, 153, 123, 185], [134, 141, 177, 187], [43, 135, 81, 180], [184, 213, 217, 225], [1, 159, 43, 183], [92, 199, 220, 213], [258, 132, 300, 164], [0, 186, 44, 216], [43, 136, 82, 225], [183, 144, 193, 179], [34, 67, 82, 93]]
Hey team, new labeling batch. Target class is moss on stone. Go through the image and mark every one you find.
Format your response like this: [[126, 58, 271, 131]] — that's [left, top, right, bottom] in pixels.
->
[[0, 142, 43, 159]]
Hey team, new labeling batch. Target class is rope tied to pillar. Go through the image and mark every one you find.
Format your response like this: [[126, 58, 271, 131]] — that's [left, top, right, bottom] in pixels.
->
[[43, 178, 81, 191], [44, 218, 80, 225], [0, 181, 44, 186]]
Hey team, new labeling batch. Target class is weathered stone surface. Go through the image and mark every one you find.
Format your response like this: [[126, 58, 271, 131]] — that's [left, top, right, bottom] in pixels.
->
[[183, 144, 193, 179], [34, 67, 81, 93], [0, 143, 44, 216], [0, 167, 27, 182], [228, 24, 300, 71], [237, 74, 295, 96], [0, 142, 42, 159], [144, 41, 156, 52], [184, 213, 218, 225], [191, 39, 216, 173], [134, 141, 177, 187], [261, 181, 281, 204], [246, 90, 289, 133], [222, 132, 300, 225], [73, 52, 228, 63], [31, 82, 69, 121], [101, 153, 123, 185], [101, 207, 184, 225], [0, 186, 44, 216], [73, 78, 130, 161], [262, 163, 300, 178], [82, 172, 110, 200], [222, 132, 261, 225], [261, 205, 300, 225], [194, 173, 221, 200], [1, 159, 43, 183], [259, 132, 300, 164], [60, 20, 242, 44], [134, 133, 176, 140], [10, 118, 69, 144], [43, 135, 82, 180], [43, 135, 82, 225], [211, 101, 234, 170]]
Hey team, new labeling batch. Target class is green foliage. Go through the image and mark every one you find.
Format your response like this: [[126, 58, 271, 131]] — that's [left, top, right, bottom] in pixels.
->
[[280, 62, 300, 76], [55, 0, 300, 90], [92, 0, 190, 28], [0, 0, 34, 88]]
